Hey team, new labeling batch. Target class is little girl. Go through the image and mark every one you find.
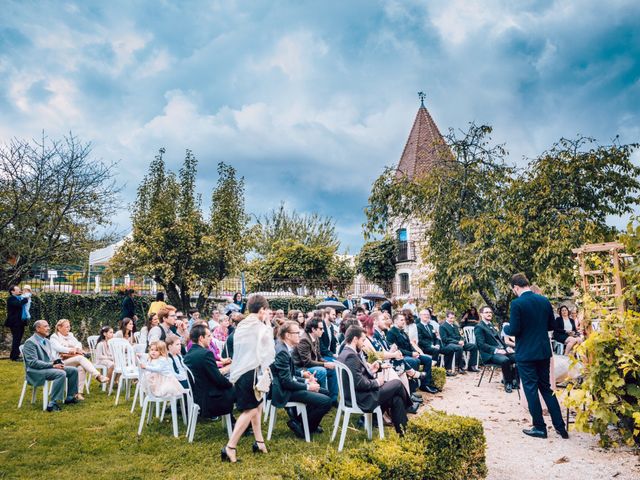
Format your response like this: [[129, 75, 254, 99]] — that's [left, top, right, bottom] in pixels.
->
[[95, 326, 116, 379], [166, 335, 190, 390], [140, 341, 187, 397]]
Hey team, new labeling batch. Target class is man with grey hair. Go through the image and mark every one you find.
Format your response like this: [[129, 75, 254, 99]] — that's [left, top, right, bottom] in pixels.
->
[[22, 320, 79, 411]]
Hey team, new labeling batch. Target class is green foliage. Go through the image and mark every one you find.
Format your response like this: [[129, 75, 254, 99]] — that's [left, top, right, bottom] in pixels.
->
[[110, 150, 249, 311], [265, 296, 323, 313], [563, 303, 640, 447], [365, 125, 640, 317], [431, 366, 446, 391], [0, 134, 119, 289], [294, 411, 487, 480], [620, 216, 640, 309], [253, 202, 339, 257], [356, 236, 398, 295]]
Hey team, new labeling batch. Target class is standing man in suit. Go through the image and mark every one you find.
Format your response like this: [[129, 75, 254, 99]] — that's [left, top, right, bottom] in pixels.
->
[[504, 273, 568, 439], [474, 306, 518, 392], [22, 320, 79, 411], [5, 285, 29, 361], [319, 308, 338, 361], [271, 321, 331, 439], [184, 324, 235, 420], [440, 311, 479, 374], [343, 294, 356, 312], [338, 325, 412, 434]]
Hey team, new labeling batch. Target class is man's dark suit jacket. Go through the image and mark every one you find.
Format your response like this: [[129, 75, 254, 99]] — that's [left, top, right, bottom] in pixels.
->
[[270, 341, 307, 407], [184, 344, 234, 417], [439, 322, 463, 346], [293, 331, 324, 368], [416, 321, 441, 355], [474, 321, 507, 363], [4, 295, 28, 327], [385, 326, 415, 357], [337, 346, 379, 412], [503, 291, 554, 362], [380, 301, 392, 315], [320, 320, 338, 357]]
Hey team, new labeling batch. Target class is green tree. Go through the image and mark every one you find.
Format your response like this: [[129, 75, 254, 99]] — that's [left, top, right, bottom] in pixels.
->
[[110, 150, 249, 311], [0, 134, 119, 289], [365, 124, 640, 316], [356, 237, 398, 295], [253, 203, 338, 256]]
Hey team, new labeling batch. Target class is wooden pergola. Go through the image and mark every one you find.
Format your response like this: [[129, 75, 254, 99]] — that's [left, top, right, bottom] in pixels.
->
[[572, 241, 626, 315]]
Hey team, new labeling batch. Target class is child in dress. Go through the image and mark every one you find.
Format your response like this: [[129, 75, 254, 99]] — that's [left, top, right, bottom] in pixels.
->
[[166, 335, 190, 390], [140, 341, 187, 397]]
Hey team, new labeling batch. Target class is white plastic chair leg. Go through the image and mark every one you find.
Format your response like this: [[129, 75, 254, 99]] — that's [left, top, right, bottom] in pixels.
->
[[179, 396, 187, 426], [108, 374, 116, 395], [170, 398, 179, 438], [138, 399, 148, 435], [31, 384, 38, 404], [299, 406, 310, 443], [18, 382, 27, 408], [364, 413, 372, 440], [331, 408, 342, 442], [267, 405, 277, 440], [42, 382, 50, 411], [187, 404, 200, 442], [131, 383, 141, 413], [263, 398, 271, 423], [160, 401, 167, 422], [375, 408, 385, 439], [223, 414, 233, 439], [338, 411, 351, 452]]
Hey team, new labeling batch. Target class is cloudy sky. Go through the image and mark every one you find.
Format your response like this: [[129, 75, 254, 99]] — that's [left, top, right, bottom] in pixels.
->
[[1, 0, 639, 252]]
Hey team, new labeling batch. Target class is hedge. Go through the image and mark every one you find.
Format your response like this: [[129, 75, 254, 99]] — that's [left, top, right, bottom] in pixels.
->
[[0, 293, 331, 344], [293, 410, 487, 480], [432, 366, 446, 391]]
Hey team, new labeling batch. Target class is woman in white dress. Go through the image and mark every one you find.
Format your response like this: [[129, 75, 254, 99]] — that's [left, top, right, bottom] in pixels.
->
[[50, 319, 109, 400]]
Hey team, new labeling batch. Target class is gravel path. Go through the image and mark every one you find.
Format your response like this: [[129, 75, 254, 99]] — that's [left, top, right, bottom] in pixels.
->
[[423, 371, 640, 480]]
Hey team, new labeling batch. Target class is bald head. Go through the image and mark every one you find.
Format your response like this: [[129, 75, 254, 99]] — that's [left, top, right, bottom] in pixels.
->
[[34, 320, 50, 337]]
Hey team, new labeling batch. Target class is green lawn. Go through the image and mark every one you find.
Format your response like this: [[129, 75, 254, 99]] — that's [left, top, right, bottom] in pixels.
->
[[0, 360, 381, 480]]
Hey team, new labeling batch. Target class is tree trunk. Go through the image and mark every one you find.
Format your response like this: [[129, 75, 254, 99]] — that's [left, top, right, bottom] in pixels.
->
[[196, 282, 212, 312]]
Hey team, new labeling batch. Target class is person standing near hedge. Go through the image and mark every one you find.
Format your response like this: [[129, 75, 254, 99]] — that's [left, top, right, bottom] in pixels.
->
[[147, 292, 167, 316], [120, 288, 138, 322], [5, 285, 29, 361], [504, 273, 568, 439]]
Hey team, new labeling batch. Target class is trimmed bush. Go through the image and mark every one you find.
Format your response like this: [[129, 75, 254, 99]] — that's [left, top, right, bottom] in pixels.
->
[[294, 411, 486, 480], [432, 366, 446, 391], [267, 296, 325, 313]]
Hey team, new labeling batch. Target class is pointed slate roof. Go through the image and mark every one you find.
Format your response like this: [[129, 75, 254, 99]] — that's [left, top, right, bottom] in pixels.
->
[[396, 100, 452, 179]]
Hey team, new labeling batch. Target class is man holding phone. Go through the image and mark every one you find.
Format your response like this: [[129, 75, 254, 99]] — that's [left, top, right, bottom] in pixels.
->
[[22, 320, 79, 411]]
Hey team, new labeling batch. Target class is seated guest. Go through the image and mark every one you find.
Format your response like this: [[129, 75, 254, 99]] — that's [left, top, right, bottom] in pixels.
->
[[416, 309, 443, 363], [139, 341, 187, 397], [139, 313, 159, 348], [553, 305, 582, 355], [386, 313, 437, 394], [114, 317, 136, 345], [474, 306, 518, 392], [287, 309, 306, 328], [293, 318, 338, 403], [337, 318, 360, 352], [440, 311, 479, 374], [95, 326, 116, 379], [23, 320, 79, 411], [50, 319, 108, 400], [362, 315, 422, 406], [208, 309, 222, 331], [148, 306, 177, 343], [166, 334, 191, 389], [338, 325, 413, 435], [271, 321, 332, 438], [213, 315, 231, 343], [186, 320, 232, 373], [460, 306, 480, 328], [402, 309, 419, 346], [184, 324, 235, 420]]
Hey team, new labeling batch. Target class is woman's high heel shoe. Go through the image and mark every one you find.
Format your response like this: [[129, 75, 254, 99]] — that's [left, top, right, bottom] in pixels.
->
[[221, 445, 239, 463], [252, 440, 267, 454]]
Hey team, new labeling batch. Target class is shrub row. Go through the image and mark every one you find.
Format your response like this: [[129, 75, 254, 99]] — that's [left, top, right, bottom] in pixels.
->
[[293, 410, 487, 480]]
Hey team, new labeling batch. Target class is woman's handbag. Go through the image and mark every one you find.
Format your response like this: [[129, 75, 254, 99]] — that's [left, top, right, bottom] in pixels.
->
[[253, 367, 273, 402]]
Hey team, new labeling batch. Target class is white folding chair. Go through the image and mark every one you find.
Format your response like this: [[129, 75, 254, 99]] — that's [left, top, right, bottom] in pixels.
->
[[185, 404, 233, 442], [109, 339, 139, 405], [87, 335, 109, 393], [552, 340, 566, 355], [331, 361, 384, 452], [133, 331, 141, 344], [463, 326, 480, 368], [17, 345, 50, 411], [137, 371, 182, 438], [266, 401, 311, 442]]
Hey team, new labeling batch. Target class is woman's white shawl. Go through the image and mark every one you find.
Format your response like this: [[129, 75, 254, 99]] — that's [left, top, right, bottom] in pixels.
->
[[229, 314, 276, 384]]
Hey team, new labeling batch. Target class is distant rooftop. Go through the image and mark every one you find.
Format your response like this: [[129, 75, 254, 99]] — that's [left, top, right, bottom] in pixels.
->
[[396, 94, 452, 179]]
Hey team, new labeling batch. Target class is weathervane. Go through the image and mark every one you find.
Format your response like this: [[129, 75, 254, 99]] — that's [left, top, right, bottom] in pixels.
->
[[417, 91, 426, 107]]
